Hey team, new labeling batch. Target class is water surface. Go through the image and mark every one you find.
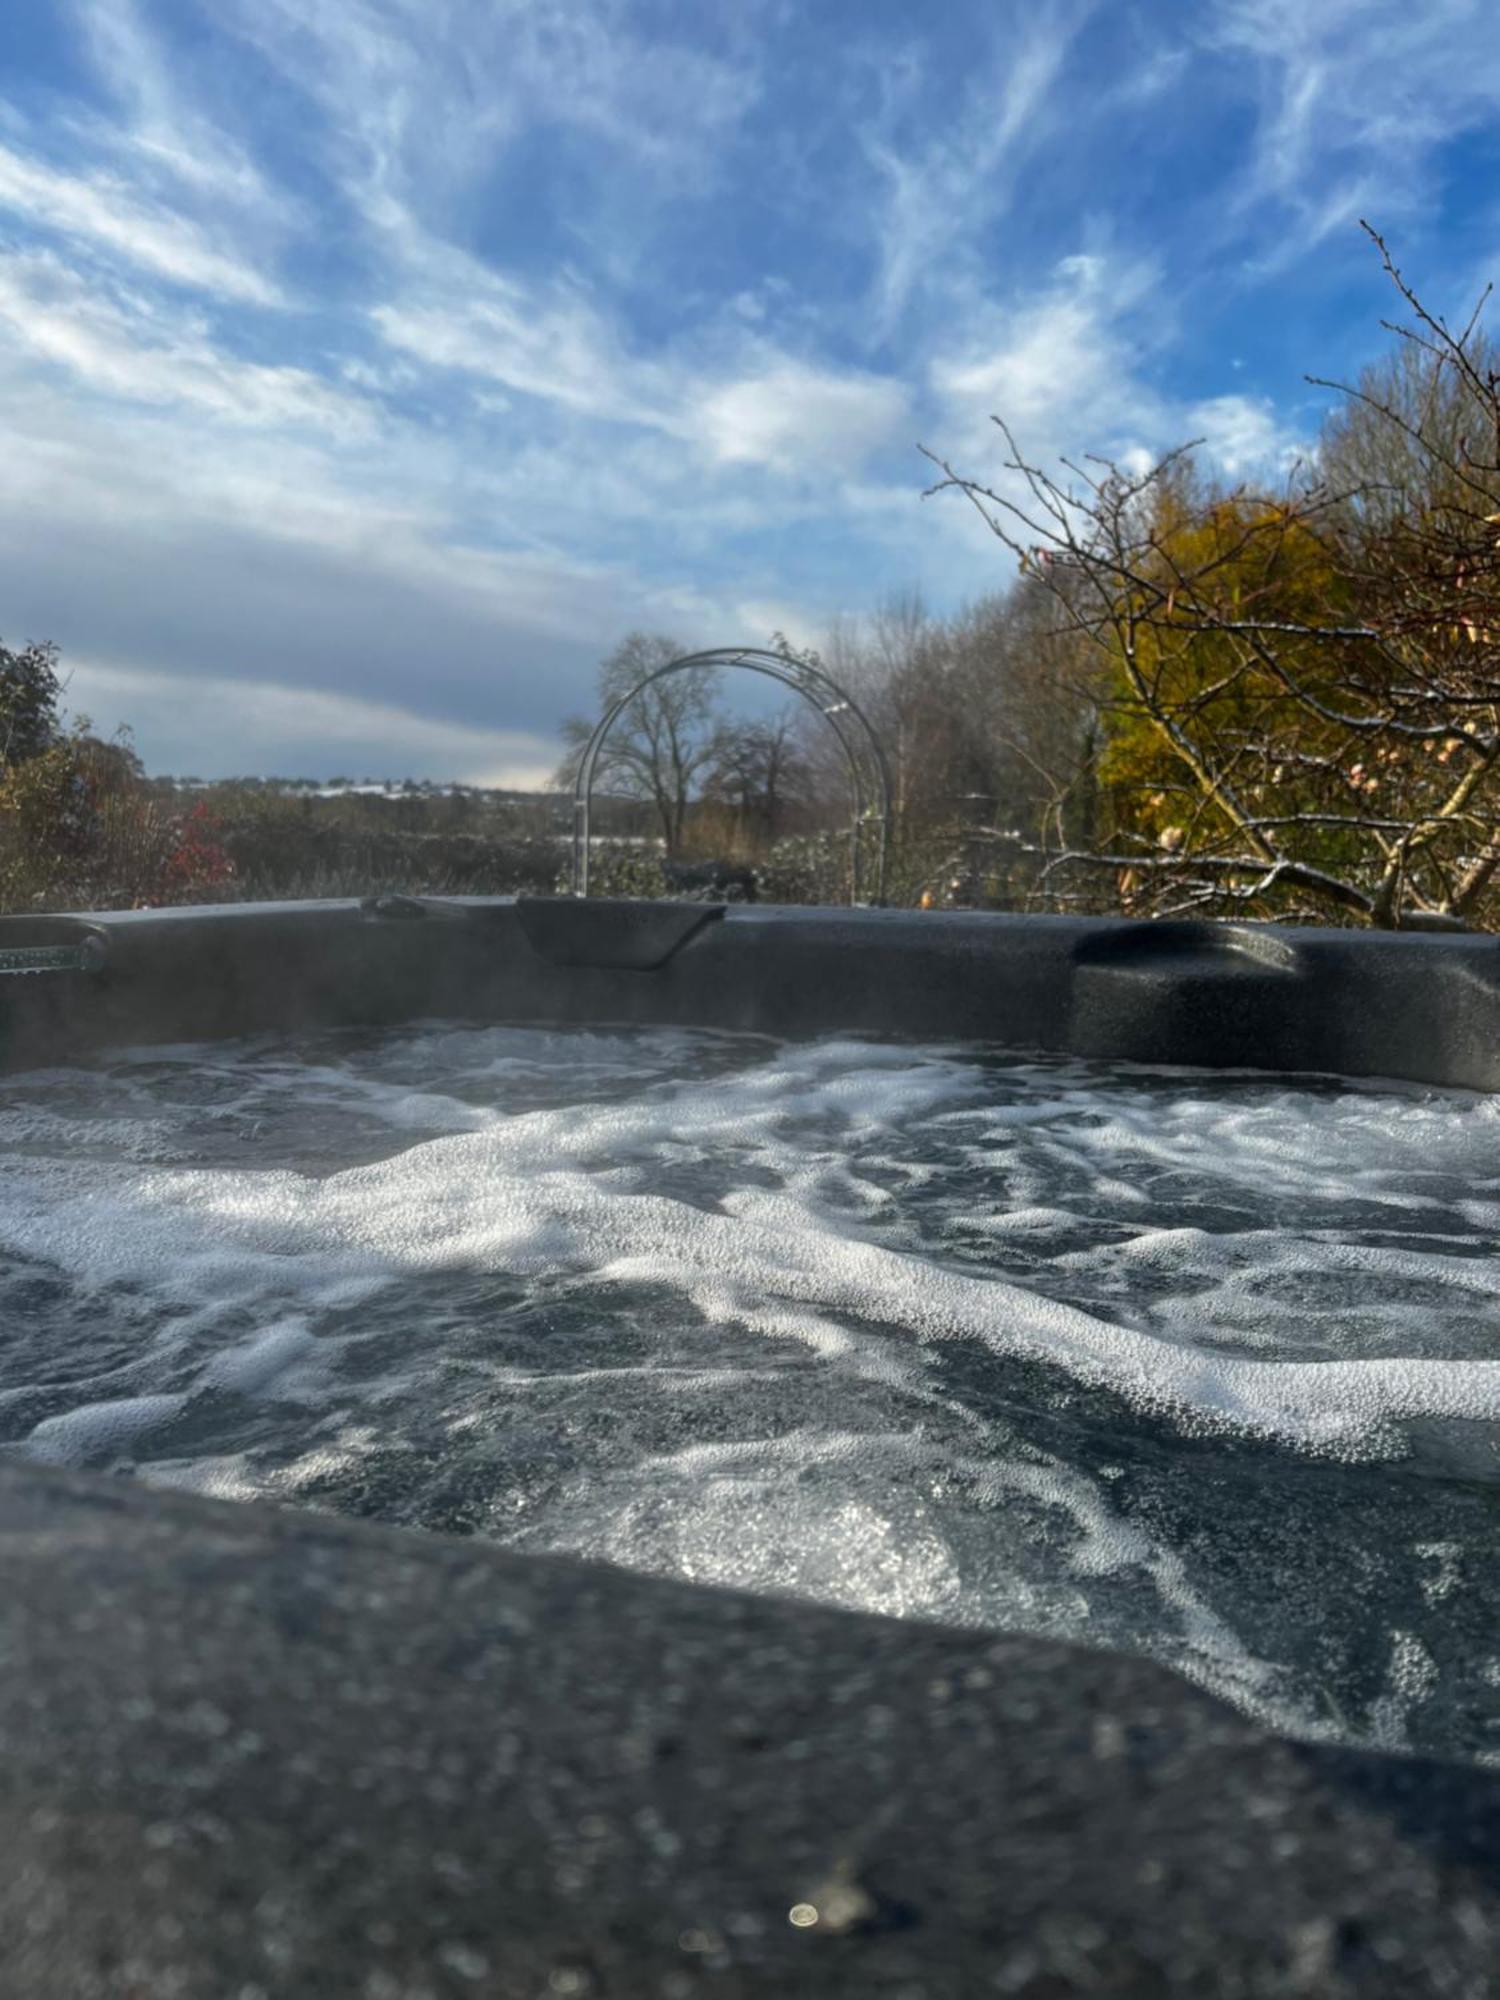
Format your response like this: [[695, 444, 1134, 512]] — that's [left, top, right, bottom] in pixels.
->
[[3, 1020, 1498, 1764]]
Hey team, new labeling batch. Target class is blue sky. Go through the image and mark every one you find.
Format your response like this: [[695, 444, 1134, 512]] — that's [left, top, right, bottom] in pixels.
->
[[0, 0, 1496, 781]]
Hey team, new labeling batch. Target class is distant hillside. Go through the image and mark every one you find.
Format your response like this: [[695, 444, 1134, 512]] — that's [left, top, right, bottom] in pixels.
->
[[131, 775, 659, 903]]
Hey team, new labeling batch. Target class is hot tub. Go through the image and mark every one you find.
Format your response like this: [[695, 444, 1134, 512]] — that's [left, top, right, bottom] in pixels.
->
[[3, 897, 1500, 1997]]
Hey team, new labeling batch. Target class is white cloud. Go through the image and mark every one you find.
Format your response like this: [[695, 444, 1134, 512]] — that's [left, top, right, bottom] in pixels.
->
[[923, 258, 1308, 542], [929, 252, 1165, 465], [861, 11, 1088, 333], [1187, 394, 1308, 477], [0, 141, 279, 304], [215, 0, 766, 221], [0, 0, 1465, 789], [1206, 0, 1500, 253], [373, 282, 670, 430], [72, 0, 275, 200], [698, 363, 909, 475], [0, 250, 369, 434], [0, 343, 834, 775], [64, 659, 561, 786], [374, 262, 909, 481]]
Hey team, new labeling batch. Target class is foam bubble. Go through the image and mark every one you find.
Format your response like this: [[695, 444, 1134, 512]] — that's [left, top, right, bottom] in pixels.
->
[[23, 1393, 188, 1465], [3, 1021, 1499, 1762]]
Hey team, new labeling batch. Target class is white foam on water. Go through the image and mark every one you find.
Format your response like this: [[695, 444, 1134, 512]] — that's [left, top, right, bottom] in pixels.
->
[[526, 1424, 1289, 1717], [4, 1022, 1500, 1760], [8, 1037, 1498, 1447], [199, 1317, 325, 1398], [25, 1393, 189, 1465]]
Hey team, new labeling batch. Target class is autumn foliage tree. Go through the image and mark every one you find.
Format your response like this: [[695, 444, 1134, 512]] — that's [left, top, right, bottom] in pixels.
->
[[924, 228, 1500, 929], [0, 639, 65, 769], [0, 635, 234, 911]]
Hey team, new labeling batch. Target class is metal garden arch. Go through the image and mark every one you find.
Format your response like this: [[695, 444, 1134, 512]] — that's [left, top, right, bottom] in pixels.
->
[[570, 646, 892, 904]]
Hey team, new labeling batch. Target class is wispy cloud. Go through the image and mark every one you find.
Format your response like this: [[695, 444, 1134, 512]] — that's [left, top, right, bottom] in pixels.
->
[[0, 140, 279, 303], [0, 0, 1490, 776], [860, 8, 1089, 335], [0, 249, 365, 431], [377, 274, 910, 478], [1207, 0, 1500, 254], [216, 0, 766, 223], [69, 0, 276, 197], [373, 280, 671, 431], [929, 252, 1166, 464]]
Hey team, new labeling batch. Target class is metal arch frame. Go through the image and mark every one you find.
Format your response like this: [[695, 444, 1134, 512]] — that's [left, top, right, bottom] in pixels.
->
[[571, 647, 892, 904]]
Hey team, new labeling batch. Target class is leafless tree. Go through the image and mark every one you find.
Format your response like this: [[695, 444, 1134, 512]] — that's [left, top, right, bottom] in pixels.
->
[[702, 708, 807, 845], [555, 633, 722, 857], [922, 227, 1500, 930]]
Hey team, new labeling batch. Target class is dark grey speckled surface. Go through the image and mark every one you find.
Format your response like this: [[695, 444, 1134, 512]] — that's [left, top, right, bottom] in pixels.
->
[[1, 1460, 1499, 1998]]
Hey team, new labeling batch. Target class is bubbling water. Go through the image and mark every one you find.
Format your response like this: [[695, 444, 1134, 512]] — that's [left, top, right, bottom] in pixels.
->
[[2, 1021, 1499, 1763]]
